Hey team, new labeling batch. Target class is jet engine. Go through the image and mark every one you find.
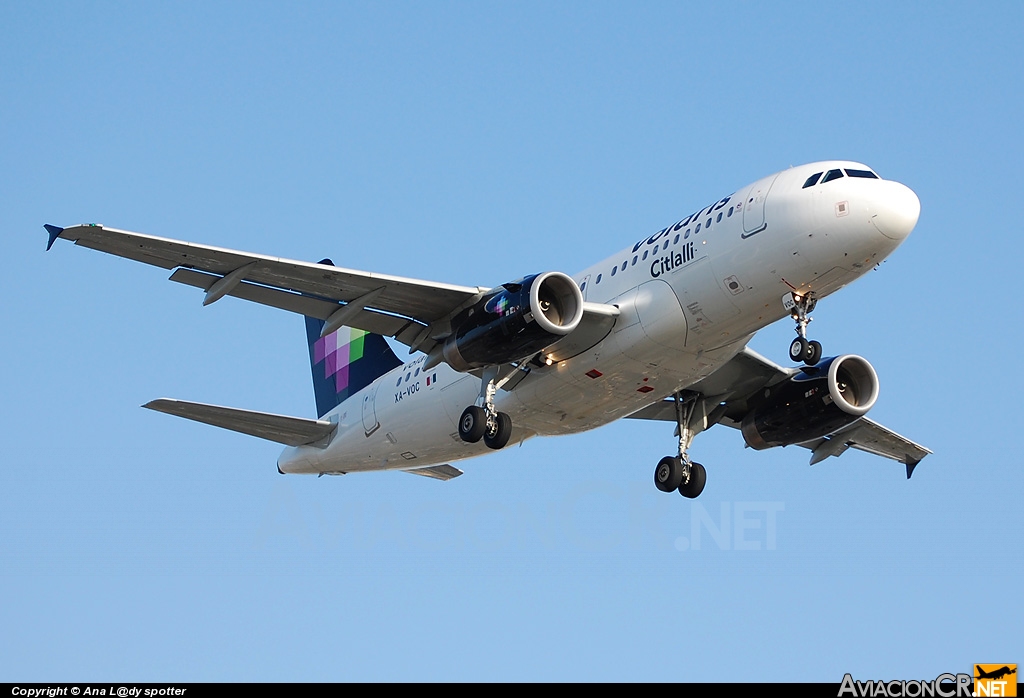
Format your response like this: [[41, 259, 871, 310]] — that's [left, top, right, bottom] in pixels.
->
[[741, 355, 879, 450], [441, 272, 585, 371]]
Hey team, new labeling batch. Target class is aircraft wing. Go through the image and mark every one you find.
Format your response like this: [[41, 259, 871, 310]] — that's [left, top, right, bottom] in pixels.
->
[[45, 223, 618, 364], [627, 346, 931, 477], [46, 223, 486, 355]]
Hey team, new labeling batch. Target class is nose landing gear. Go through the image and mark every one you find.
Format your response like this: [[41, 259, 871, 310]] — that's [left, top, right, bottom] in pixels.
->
[[787, 292, 823, 365]]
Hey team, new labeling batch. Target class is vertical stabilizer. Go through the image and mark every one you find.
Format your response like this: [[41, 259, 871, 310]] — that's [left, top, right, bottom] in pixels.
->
[[305, 317, 403, 418], [303, 260, 403, 418]]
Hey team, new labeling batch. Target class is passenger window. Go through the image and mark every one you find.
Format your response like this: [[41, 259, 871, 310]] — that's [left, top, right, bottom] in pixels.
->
[[621, 261, 627, 271], [580, 281, 586, 292], [727, 206, 733, 216], [632, 255, 638, 265], [705, 218, 711, 228], [611, 266, 617, 276], [396, 377, 402, 387], [822, 169, 845, 183], [596, 274, 602, 284], [717, 212, 723, 222], [803, 172, 823, 188], [673, 234, 680, 244], [695, 223, 701, 233], [642, 250, 648, 260], [684, 228, 691, 238], [845, 169, 879, 179]]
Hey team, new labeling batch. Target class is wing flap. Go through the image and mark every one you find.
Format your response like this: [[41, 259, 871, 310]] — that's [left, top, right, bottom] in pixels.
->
[[143, 398, 337, 447], [169, 268, 418, 338], [403, 464, 464, 480]]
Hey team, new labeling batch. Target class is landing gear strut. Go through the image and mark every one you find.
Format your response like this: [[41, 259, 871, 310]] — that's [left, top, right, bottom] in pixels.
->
[[458, 369, 513, 450], [787, 292, 822, 366], [652, 391, 708, 499]]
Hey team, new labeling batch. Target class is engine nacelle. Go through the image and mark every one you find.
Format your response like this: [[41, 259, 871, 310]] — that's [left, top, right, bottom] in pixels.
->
[[741, 355, 879, 450], [442, 272, 585, 371]]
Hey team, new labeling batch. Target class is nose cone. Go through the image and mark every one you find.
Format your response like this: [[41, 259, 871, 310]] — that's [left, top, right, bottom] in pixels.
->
[[870, 181, 921, 240]]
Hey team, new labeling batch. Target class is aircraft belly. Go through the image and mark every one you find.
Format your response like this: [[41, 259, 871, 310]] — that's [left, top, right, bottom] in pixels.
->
[[295, 368, 486, 473], [508, 351, 655, 434], [506, 300, 733, 437], [509, 341, 741, 437]]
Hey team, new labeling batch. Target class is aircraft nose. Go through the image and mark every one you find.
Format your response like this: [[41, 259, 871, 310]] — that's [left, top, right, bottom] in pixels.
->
[[870, 181, 921, 240]]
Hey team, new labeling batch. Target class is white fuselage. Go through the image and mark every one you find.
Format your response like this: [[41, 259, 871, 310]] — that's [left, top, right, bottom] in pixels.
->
[[278, 161, 920, 475]]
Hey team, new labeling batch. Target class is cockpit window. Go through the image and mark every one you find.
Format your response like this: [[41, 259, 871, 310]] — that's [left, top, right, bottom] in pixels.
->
[[845, 168, 879, 179], [822, 169, 845, 183], [803, 172, 823, 188]]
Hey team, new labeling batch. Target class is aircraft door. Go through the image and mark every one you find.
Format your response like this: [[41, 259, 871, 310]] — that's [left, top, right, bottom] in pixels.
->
[[361, 382, 381, 436], [742, 173, 780, 237]]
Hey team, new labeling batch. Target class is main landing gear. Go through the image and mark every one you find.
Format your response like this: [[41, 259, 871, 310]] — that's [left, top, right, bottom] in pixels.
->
[[787, 291, 823, 366], [653, 391, 709, 499], [458, 370, 513, 450]]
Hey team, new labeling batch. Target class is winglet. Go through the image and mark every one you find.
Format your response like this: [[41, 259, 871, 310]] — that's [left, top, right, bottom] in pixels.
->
[[906, 459, 920, 480], [43, 224, 64, 251]]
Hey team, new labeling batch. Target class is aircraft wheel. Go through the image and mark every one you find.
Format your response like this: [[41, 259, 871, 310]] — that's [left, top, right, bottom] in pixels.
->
[[789, 337, 808, 363], [458, 406, 486, 443], [654, 456, 684, 492], [484, 412, 513, 450], [805, 340, 823, 365], [678, 462, 707, 499]]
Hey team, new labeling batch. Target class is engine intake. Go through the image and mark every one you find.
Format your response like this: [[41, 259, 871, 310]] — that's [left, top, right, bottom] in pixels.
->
[[442, 272, 584, 371], [741, 355, 879, 450]]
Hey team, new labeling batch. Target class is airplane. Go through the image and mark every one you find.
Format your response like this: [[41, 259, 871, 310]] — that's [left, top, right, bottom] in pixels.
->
[[43, 160, 931, 497], [975, 667, 1016, 681]]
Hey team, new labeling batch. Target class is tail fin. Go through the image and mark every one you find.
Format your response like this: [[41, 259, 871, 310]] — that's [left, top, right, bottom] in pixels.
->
[[304, 262, 404, 418], [305, 317, 404, 418]]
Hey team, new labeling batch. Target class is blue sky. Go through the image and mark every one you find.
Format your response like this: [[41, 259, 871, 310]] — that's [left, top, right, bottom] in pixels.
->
[[1, 1, 1020, 681]]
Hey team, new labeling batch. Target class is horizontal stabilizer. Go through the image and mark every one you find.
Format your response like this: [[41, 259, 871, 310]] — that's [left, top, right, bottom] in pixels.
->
[[143, 398, 336, 447], [403, 464, 463, 480]]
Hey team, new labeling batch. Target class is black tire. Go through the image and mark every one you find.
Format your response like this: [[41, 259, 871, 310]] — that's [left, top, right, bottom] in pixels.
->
[[805, 340, 823, 365], [654, 456, 684, 492], [679, 462, 707, 499], [484, 412, 513, 450], [458, 405, 486, 443], [789, 337, 808, 363]]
